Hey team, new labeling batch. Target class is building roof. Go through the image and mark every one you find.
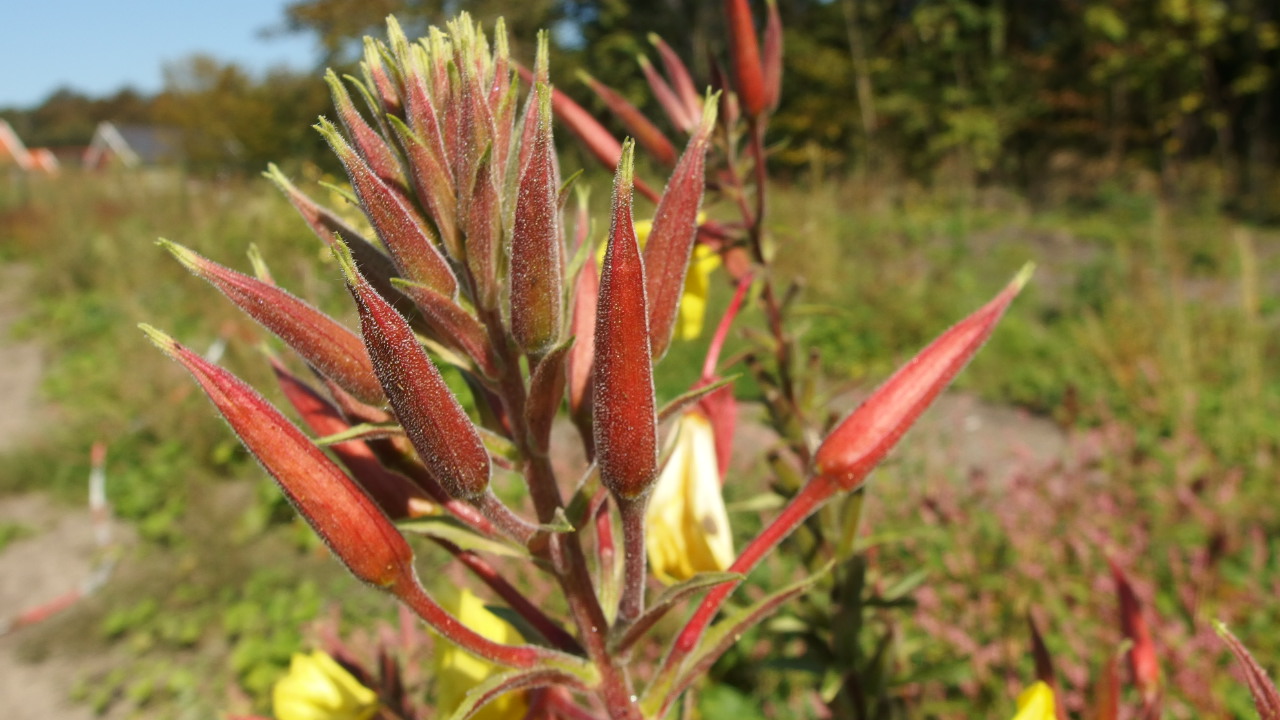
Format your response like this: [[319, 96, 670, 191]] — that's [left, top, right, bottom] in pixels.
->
[[83, 121, 181, 168], [0, 119, 35, 170]]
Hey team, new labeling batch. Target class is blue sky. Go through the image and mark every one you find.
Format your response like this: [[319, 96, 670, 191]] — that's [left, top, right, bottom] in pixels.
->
[[2, 1, 318, 108]]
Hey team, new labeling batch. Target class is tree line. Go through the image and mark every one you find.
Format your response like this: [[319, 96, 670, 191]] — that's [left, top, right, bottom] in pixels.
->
[[3, 0, 1276, 213]]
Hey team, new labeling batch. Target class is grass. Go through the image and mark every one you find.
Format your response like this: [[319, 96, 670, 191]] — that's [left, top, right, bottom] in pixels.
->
[[1, 166, 1277, 717]]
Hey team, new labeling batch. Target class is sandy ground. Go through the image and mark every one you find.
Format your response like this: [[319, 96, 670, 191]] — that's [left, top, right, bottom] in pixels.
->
[[0, 264, 122, 720]]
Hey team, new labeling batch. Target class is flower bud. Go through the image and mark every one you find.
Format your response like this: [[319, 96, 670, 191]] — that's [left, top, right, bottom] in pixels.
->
[[648, 34, 703, 130], [814, 267, 1030, 489], [579, 70, 677, 167], [724, 0, 768, 118], [334, 243, 491, 500], [643, 96, 717, 360], [317, 117, 459, 298], [593, 142, 658, 500], [271, 359, 430, 520], [762, 0, 783, 111], [325, 69, 408, 192], [637, 54, 694, 133], [510, 82, 564, 355], [159, 240, 384, 405], [140, 325, 415, 589]]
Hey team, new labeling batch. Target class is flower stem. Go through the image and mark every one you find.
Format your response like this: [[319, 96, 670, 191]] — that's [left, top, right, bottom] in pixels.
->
[[616, 495, 649, 625]]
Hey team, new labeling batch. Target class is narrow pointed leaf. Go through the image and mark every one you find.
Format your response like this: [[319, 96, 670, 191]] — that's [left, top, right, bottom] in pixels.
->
[[612, 572, 741, 654], [444, 667, 594, 720], [644, 97, 717, 359], [140, 325, 414, 589], [650, 564, 831, 716], [159, 240, 383, 405], [592, 142, 658, 501], [814, 266, 1032, 489], [526, 343, 570, 455], [399, 517, 530, 560], [335, 243, 490, 500], [656, 376, 737, 424]]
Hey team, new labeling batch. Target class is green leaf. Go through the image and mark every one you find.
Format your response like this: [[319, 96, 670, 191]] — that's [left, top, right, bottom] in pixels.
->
[[398, 517, 530, 559]]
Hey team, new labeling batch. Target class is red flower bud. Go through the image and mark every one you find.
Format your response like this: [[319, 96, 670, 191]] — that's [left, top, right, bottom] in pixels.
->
[[520, 64, 662, 204], [578, 70, 677, 167], [140, 325, 414, 589], [362, 37, 404, 119], [335, 244, 491, 500], [724, 0, 768, 118], [567, 244, 599, 421], [644, 96, 717, 360], [637, 54, 694, 133], [648, 34, 703, 129], [510, 83, 564, 355], [814, 267, 1030, 489], [391, 277, 501, 380], [159, 240, 384, 405], [325, 70, 408, 193], [271, 359, 429, 520], [317, 118, 459, 298], [762, 0, 783, 111], [593, 142, 658, 500]]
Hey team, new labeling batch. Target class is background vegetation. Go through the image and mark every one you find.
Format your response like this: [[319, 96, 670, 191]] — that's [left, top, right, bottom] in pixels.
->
[[1, 0, 1278, 718]]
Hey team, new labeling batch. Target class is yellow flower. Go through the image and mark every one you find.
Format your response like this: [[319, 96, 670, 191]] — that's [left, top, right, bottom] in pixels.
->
[[272, 650, 378, 720], [646, 411, 734, 583], [1010, 681, 1056, 720], [433, 588, 528, 720], [599, 214, 719, 342]]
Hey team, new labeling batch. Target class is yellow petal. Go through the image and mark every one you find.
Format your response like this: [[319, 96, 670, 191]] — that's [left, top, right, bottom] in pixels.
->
[[273, 651, 378, 720], [1011, 682, 1056, 720], [433, 588, 528, 720], [646, 412, 734, 583], [676, 245, 721, 341]]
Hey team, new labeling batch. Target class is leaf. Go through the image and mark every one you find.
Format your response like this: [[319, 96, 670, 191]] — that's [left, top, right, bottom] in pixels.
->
[[611, 572, 743, 654], [399, 517, 529, 560], [656, 376, 738, 424], [647, 563, 833, 714]]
